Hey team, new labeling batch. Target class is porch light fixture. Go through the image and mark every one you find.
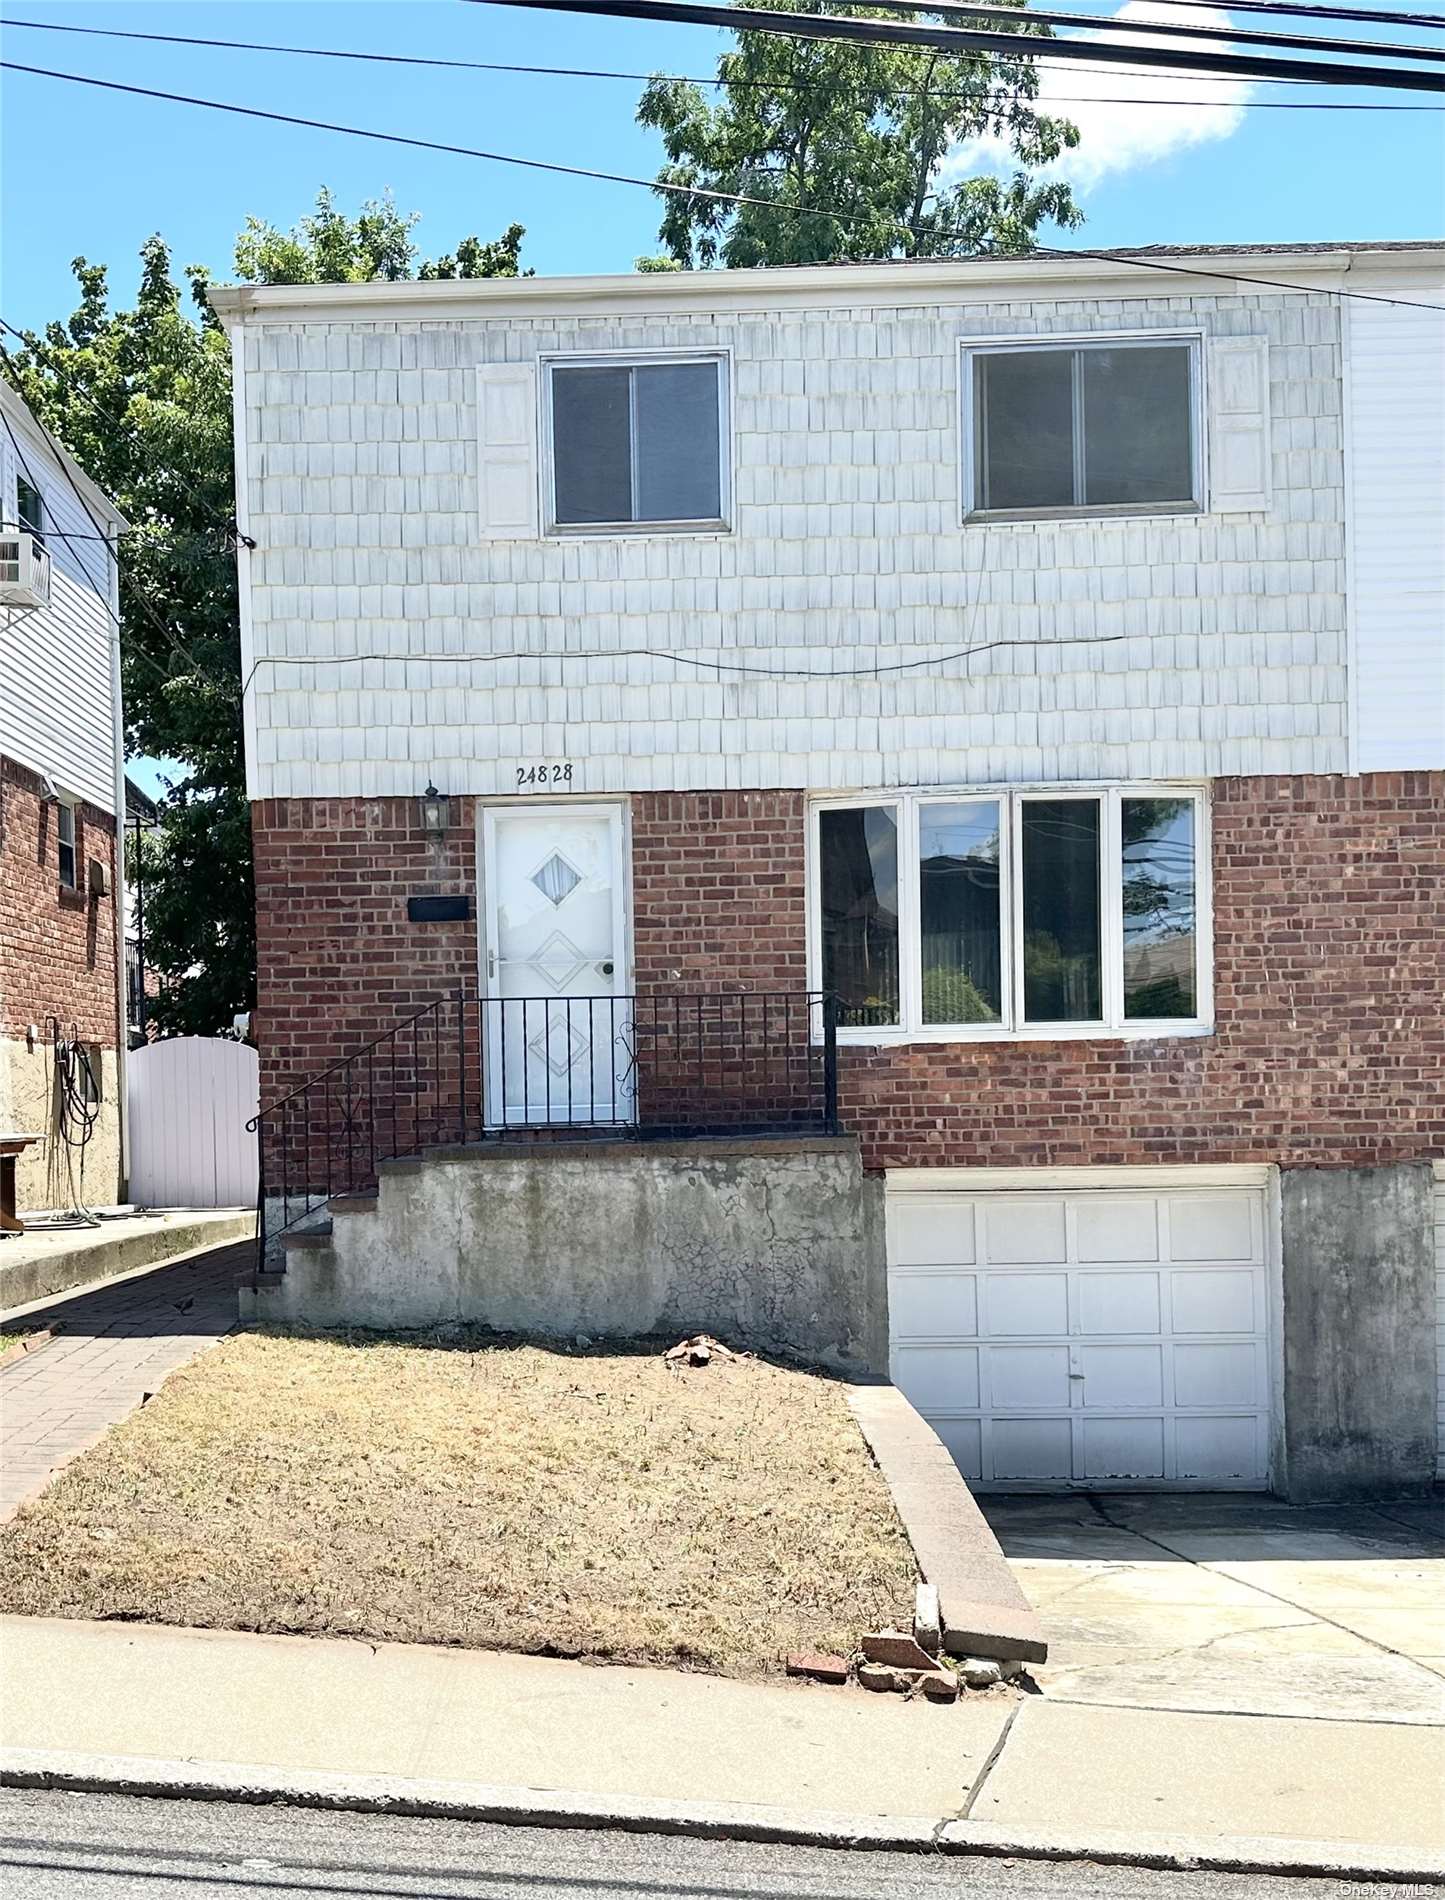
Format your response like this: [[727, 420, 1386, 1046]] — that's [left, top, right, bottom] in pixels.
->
[[419, 781, 450, 838]]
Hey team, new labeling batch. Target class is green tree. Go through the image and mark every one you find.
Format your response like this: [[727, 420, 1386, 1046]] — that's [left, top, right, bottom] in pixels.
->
[[638, 1, 1082, 267], [2, 192, 525, 1036]]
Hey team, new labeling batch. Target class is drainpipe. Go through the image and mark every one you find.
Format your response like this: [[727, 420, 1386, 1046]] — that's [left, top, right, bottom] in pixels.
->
[[106, 521, 130, 1202]]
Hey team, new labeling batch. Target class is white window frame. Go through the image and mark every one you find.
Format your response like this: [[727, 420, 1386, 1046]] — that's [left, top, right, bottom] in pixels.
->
[[959, 331, 1206, 525], [540, 347, 733, 538], [807, 783, 1213, 1046], [56, 796, 77, 891]]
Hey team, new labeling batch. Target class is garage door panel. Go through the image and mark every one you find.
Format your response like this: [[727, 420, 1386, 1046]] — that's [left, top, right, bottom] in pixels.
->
[[991, 1417, 1073, 1483], [1079, 1343, 1164, 1408], [1167, 1194, 1256, 1262], [892, 1344, 980, 1413], [1082, 1416, 1166, 1481], [887, 1178, 1272, 1490], [984, 1199, 1068, 1264], [989, 1344, 1072, 1409], [1079, 1270, 1162, 1335], [1076, 1198, 1160, 1263], [1170, 1268, 1256, 1334], [983, 1271, 1068, 1337], [932, 1417, 983, 1481], [1176, 1414, 1260, 1481], [889, 1197, 976, 1267], [890, 1271, 978, 1339], [1173, 1341, 1260, 1408]]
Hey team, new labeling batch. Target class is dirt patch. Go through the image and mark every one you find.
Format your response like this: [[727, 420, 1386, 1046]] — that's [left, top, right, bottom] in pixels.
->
[[0, 1329, 917, 1676]]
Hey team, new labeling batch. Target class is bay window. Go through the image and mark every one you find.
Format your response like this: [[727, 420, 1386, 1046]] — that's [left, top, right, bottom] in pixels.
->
[[812, 787, 1208, 1039]]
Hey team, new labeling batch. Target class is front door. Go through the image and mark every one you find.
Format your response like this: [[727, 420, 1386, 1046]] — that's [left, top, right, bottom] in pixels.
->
[[480, 805, 631, 1127]]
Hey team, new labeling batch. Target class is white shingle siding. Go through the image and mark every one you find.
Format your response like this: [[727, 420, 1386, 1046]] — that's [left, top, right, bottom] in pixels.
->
[[236, 289, 1356, 800]]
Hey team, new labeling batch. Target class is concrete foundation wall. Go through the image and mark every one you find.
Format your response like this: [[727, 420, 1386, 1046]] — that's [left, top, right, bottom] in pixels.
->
[[256, 1137, 887, 1372], [1279, 1162, 1437, 1502], [0, 1033, 122, 1212]]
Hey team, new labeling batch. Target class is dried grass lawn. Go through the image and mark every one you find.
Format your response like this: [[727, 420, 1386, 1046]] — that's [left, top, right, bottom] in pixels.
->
[[0, 1330, 918, 1676]]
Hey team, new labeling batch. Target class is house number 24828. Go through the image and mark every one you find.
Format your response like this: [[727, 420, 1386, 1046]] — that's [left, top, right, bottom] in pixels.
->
[[516, 763, 574, 789]]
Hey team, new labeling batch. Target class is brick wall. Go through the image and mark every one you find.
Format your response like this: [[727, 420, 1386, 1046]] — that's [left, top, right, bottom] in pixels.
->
[[251, 773, 1444, 1171], [0, 756, 118, 1047]]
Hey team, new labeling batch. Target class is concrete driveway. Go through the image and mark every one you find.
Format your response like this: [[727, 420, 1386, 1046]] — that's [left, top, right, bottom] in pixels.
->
[[980, 1492, 1445, 1725]]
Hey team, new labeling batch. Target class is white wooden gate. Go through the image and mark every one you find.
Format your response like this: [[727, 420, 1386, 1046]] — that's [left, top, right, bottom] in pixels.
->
[[127, 1037, 259, 1208]]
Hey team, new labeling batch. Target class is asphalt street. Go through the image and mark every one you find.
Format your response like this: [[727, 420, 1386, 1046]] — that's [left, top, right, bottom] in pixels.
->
[[0, 1789, 1424, 1900]]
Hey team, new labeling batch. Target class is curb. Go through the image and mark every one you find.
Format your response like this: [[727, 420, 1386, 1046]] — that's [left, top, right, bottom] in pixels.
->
[[0, 1327, 54, 1371], [4, 1748, 1442, 1883]]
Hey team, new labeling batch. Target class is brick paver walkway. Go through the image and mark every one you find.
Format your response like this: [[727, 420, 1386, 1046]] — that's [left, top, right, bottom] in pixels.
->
[[0, 1240, 249, 1522]]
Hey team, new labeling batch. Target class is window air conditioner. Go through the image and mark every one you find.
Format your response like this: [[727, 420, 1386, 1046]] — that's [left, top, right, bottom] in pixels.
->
[[0, 531, 52, 609]]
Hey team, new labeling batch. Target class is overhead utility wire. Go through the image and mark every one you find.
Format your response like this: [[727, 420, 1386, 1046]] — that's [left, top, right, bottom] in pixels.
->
[[8, 6, 1443, 72], [466, 0, 1445, 87], [1, 16, 1438, 106], [686, 0, 1445, 63], [6, 62, 1441, 310], [0, 342, 241, 693], [0, 315, 253, 550]]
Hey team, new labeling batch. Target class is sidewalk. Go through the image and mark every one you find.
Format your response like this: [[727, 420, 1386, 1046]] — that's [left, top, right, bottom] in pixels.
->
[[0, 1240, 248, 1521], [1, 1615, 1441, 1877]]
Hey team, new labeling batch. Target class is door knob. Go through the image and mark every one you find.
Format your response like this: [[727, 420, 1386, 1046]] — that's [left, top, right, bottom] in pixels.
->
[[600, 961, 614, 976]]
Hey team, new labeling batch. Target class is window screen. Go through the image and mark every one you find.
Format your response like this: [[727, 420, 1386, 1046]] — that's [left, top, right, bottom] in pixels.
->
[[972, 342, 1195, 516], [56, 800, 77, 890], [551, 359, 723, 527], [819, 806, 900, 1029]]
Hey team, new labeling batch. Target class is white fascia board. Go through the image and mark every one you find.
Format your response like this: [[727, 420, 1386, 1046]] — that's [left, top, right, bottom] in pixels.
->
[[206, 248, 1443, 330], [0, 383, 129, 532], [884, 1163, 1276, 1192]]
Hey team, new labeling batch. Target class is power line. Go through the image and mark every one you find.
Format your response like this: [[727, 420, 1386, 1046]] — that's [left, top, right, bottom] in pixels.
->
[[6, 59, 1440, 309], [0, 315, 253, 551], [0, 342, 242, 696], [749, 0, 1445, 63], [1, 14, 1438, 107], [467, 0, 1445, 86]]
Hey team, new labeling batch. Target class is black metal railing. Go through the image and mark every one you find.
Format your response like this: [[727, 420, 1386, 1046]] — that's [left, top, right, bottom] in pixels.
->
[[251, 989, 838, 1260]]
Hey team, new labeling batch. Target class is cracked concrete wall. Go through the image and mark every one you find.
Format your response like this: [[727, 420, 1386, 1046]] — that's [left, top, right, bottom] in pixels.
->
[[1278, 1162, 1437, 1502], [267, 1137, 888, 1372]]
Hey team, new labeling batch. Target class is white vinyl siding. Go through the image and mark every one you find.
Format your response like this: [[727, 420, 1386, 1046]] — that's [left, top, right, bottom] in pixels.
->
[[1346, 277, 1445, 772], [0, 436, 120, 814], [887, 1175, 1272, 1490]]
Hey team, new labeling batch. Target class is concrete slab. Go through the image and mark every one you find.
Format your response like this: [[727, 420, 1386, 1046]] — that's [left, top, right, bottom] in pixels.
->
[[847, 1383, 1046, 1664], [0, 1210, 254, 1314], [0, 1616, 1011, 1821], [974, 1699, 1445, 1851], [983, 1492, 1445, 1724]]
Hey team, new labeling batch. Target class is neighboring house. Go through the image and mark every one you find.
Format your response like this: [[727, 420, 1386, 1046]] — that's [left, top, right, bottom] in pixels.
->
[[123, 774, 162, 1046], [0, 382, 129, 1213], [212, 241, 1445, 1502]]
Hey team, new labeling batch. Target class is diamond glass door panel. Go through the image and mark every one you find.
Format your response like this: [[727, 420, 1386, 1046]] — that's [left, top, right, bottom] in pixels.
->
[[485, 808, 631, 1125]]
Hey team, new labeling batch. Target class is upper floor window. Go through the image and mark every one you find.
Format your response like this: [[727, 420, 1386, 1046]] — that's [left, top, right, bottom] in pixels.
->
[[16, 476, 44, 541], [964, 338, 1200, 521], [811, 786, 1209, 1041], [545, 354, 728, 533], [56, 797, 77, 890]]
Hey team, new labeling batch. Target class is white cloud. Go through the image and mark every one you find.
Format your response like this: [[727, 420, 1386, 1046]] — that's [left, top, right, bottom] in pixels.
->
[[946, 1, 1254, 192]]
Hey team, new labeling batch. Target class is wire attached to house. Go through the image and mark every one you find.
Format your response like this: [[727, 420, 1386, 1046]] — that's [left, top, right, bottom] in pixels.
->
[[47, 1017, 101, 1226]]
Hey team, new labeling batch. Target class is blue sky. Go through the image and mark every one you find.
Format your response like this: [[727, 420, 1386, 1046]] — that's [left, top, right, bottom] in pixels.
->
[[2, 1, 1441, 798], [3, 0, 1442, 342]]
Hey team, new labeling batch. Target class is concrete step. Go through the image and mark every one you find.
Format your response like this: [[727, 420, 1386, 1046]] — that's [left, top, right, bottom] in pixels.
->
[[281, 1222, 334, 1252], [328, 1195, 378, 1218]]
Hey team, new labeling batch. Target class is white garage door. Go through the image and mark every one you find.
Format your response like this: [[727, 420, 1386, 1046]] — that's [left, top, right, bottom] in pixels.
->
[[887, 1177, 1272, 1490]]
